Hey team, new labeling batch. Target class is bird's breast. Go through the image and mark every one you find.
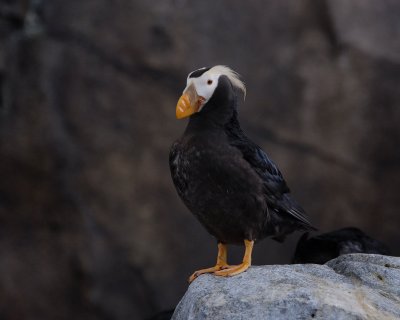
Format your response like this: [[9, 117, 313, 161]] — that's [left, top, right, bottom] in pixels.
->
[[172, 139, 265, 210], [170, 137, 269, 243]]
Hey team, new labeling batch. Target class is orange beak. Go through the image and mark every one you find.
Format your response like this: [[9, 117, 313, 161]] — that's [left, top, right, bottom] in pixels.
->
[[176, 83, 205, 119]]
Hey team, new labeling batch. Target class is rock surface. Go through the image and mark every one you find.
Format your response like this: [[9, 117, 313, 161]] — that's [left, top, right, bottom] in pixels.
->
[[172, 254, 400, 320]]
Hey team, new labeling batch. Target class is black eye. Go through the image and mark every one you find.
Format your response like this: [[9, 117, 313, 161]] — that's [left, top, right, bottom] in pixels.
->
[[207, 80, 213, 85]]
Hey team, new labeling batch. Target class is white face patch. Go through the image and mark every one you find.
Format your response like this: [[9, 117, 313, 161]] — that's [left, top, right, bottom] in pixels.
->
[[183, 65, 246, 111], [185, 70, 219, 110]]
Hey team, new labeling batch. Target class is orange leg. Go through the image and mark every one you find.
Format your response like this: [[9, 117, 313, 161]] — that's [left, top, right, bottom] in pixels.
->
[[214, 239, 254, 277], [189, 243, 230, 283]]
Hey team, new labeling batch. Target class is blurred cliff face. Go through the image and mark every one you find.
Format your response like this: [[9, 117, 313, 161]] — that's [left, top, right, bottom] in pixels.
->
[[0, 0, 400, 319]]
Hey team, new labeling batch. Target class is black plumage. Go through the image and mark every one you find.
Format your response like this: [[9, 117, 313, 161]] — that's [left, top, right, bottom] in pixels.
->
[[170, 67, 315, 280], [293, 227, 391, 264]]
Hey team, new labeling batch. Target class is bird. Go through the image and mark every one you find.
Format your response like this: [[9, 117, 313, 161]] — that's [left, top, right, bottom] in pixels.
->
[[293, 227, 391, 264], [169, 65, 316, 282]]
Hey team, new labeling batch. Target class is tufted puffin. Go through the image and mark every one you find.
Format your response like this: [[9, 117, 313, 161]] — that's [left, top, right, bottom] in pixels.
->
[[169, 66, 316, 282]]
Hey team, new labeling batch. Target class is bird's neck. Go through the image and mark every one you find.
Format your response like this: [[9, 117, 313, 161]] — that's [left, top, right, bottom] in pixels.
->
[[185, 96, 240, 135], [223, 110, 245, 137]]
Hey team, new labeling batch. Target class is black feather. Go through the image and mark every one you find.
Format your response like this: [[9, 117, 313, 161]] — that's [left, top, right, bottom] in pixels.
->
[[170, 73, 315, 245], [188, 67, 211, 78], [225, 116, 314, 229]]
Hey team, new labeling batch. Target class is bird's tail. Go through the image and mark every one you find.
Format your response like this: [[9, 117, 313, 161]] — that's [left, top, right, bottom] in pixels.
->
[[279, 194, 317, 231]]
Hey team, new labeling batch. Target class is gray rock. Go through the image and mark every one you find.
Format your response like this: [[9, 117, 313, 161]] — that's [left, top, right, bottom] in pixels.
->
[[328, 0, 400, 62], [172, 254, 400, 320]]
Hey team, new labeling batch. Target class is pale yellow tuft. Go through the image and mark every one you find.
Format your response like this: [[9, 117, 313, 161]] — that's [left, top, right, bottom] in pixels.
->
[[209, 65, 246, 99]]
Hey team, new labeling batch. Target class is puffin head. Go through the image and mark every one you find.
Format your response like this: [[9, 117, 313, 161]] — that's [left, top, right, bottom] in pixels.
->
[[176, 65, 246, 119]]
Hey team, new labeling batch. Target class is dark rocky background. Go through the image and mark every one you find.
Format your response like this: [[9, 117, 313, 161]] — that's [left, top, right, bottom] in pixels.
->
[[0, 1, 399, 319]]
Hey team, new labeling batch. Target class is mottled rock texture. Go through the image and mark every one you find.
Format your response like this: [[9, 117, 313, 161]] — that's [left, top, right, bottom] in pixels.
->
[[173, 254, 400, 320], [0, 1, 400, 319]]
